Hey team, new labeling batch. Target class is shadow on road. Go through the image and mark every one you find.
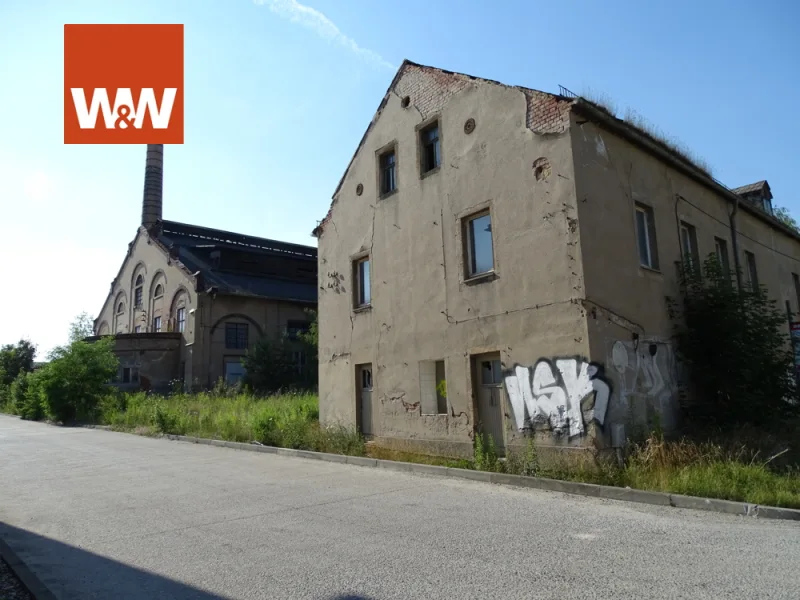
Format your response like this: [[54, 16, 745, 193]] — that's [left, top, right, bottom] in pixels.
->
[[0, 522, 374, 600]]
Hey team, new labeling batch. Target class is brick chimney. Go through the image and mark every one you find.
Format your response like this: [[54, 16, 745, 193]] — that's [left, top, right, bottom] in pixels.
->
[[141, 144, 164, 230]]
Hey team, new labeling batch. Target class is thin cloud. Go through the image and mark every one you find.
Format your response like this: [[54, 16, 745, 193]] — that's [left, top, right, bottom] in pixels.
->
[[254, 0, 395, 70]]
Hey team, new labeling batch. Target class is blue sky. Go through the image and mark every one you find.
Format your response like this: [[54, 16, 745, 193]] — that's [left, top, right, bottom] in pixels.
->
[[0, 0, 798, 356]]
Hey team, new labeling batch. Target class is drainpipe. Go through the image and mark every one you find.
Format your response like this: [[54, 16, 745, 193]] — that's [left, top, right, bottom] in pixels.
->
[[728, 196, 744, 291], [674, 194, 684, 267]]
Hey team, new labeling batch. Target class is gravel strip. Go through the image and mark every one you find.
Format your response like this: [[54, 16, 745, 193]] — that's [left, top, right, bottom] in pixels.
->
[[0, 557, 33, 600]]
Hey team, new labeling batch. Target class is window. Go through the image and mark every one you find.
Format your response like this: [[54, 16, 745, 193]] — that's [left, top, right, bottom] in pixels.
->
[[134, 325, 142, 334], [745, 251, 759, 289], [224, 359, 245, 385], [361, 366, 373, 390], [420, 122, 440, 175], [225, 322, 249, 349], [379, 149, 396, 196], [153, 316, 162, 332], [177, 307, 186, 333], [635, 203, 659, 269], [286, 320, 310, 340], [354, 257, 371, 308], [793, 273, 800, 312], [420, 360, 447, 415], [480, 359, 503, 385], [154, 284, 163, 298], [715, 238, 730, 273], [679, 221, 698, 269], [292, 350, 307, 374], [134, 275, 144, 308], [762, 198, 774, 215], [117, 302, 125, 314], [464, 211, 494, 277]]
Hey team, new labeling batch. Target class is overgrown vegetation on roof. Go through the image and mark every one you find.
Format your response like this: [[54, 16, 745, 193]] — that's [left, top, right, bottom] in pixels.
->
[[579, 88, 713, 178]]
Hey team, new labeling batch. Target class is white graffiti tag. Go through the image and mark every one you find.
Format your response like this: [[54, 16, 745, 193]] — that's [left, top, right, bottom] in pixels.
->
[[504, 358, 610, 437]]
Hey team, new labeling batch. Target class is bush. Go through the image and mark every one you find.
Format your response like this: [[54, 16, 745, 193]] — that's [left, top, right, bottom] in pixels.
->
[[37, 338, 119, 423], [667, 255, 799, 430], [473, 432, 500, 472]]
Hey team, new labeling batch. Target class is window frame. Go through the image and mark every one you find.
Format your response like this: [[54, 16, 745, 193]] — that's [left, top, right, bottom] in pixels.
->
[[154, 284, 164, 298], [714, 237, 730, 274], [377, 143, 398, 199], [463, 209, 495, 279], [419, 119, 441, 177], [353, 256, 372, 309], [793, 273, 800, 313], [225, 322, 249, 350], [134, 275, 144, 308], [152, 316, 162, 332], [745, 251, 759, 289], [634, 202, 659, 270], [176, 307, 186, 333], [679, 221, 699, 270]]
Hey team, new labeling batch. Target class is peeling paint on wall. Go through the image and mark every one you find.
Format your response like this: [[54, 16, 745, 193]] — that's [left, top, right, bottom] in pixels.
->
[[504, 358, 611, 438]]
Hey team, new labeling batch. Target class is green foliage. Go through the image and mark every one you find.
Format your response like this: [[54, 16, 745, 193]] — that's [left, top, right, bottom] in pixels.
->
[[666, 254, 798, 429], [473, 431, 500, 472], [436, 378, 447, 399], [242, 332, 317, 395], [774, 206, 799, 233], [504, 437, 540, 477], [68, 311, 96, 343], [36, 337, 119, 423], [298, 308, 318, 347], [13, 371, 45, 421], [0, 339, 36, 387]]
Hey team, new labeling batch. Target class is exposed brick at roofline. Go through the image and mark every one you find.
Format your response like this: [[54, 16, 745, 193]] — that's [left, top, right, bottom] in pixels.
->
[[312, 61, 573, 238]]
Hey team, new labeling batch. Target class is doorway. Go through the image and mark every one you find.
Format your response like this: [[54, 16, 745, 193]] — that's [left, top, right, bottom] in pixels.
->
[[472, 352, 505, 451], [356, 363, 374, 436]]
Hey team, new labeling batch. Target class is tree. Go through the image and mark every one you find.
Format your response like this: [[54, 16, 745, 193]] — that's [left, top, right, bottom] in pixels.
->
[[68, 312, 96, 343], [0, 339, 37, 387], [667, 254, 798, 430], [774, 206, 800, 234], [36, 337, 119, 423]]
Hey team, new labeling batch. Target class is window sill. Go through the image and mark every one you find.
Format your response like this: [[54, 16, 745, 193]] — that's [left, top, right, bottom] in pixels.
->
[[378, 189, 398, 201], [464, 271, 497, 286], [420, 166, 441, 180], [639, 265, 662, 275], [353, 304, 373, 314]]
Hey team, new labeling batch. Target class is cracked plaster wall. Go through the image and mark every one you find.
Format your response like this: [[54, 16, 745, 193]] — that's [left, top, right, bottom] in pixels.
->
[[318, 73, 589, 450]]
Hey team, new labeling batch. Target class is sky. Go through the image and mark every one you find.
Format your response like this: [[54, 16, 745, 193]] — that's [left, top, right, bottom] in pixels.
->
[[0, 0, 798, 358]]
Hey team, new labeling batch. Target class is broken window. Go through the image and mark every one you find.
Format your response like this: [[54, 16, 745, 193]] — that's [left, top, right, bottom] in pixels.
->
[[225, 323, 249, 349], [635, 203, 659, 269], [420, 122, 440, 175], [464, 211, 494, 277], [354, 257, 371, 307], [480, 359, 503, 385], [419, 360, 447, 415], [379, 149, 396, 196]]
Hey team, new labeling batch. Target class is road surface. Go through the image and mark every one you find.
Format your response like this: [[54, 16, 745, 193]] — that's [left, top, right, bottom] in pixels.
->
[[1, 415, 798, 599]]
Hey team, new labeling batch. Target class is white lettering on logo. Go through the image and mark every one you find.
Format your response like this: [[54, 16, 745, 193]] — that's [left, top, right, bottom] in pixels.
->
[[70, 88, 177, 130]]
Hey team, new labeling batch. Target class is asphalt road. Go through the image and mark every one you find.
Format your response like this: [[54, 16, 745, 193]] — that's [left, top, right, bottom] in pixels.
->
[[1, 415, 798, 600]]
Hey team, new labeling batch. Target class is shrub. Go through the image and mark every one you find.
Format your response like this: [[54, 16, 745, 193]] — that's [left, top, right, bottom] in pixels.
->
[[37, 337, 119, 423], [473, 432, 500, 472], [505, 437, 540, 477], [667, 255, 799, 430], [12, 371, 46, 421]]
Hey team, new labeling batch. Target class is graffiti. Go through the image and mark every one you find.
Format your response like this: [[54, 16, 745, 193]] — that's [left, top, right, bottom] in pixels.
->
[[504, 358, 611, 437]]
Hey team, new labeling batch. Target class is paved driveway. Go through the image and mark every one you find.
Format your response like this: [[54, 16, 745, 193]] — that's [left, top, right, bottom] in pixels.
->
[[1, 415, 798, 599]]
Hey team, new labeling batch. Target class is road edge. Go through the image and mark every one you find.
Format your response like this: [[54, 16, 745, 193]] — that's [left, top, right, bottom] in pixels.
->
[[140, 432, 800, 522], [0, 538, 58, 600]]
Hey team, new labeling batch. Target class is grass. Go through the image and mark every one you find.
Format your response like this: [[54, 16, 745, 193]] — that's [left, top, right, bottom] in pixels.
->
[[6, 386, 798, 509]]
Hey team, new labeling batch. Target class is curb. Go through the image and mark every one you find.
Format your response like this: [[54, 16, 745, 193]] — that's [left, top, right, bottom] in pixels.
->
[[155, 433, 800, 522], [0, 537, 58, 600]]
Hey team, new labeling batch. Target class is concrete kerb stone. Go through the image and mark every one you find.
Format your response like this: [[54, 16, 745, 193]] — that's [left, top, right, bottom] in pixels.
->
[[0, 537, 58, 600], [92, 428, 800, 522]]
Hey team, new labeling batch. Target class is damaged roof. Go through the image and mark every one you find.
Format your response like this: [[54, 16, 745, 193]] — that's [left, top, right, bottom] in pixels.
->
[[732, 180, 771, 197], [156, 220, 318, 304]]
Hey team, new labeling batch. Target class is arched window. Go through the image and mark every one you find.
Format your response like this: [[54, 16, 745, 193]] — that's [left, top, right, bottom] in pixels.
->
[[134, 274, 144, 308], [117, 302, 125, 314], [154, 284, 163, 298]]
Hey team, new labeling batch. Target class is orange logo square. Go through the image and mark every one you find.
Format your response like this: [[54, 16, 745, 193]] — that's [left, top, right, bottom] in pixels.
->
[[64, 24, 184, 144]]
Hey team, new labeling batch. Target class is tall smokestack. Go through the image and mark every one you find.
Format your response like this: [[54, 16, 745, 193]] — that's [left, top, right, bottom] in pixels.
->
[[142, 144, 163, 230]]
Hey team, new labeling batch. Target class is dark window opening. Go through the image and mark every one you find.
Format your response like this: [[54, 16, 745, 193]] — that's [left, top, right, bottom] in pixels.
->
[[420, 122, 440, 174], [379, 149, 396, 196], [355, 258, 371, 307], [465, 212, 494, 277], [225, 323, 249, 349], [286, 320, 310, 340]]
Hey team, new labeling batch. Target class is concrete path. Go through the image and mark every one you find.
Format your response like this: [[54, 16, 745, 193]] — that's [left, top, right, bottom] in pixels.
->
[[1, 415, 798, 600]]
